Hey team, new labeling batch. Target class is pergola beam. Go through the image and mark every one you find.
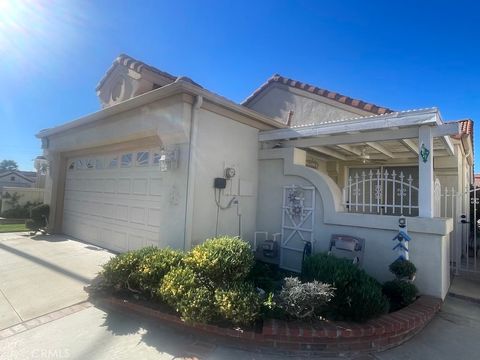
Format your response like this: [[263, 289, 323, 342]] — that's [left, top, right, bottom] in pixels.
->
[[401, 139, 419, 154], [336, 144, 362, 156], [258, 108, 439, 142], [365, 142, 395, 158], [309, 146, 348, 160], [281, 127, 419, 148]]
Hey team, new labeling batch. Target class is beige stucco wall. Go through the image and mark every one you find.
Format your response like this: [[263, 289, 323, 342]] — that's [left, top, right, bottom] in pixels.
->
[[190, 108, 259, 245], [257, 148, 453, 299], [42, 93, 263, 252], [245, 83, 368, 125]]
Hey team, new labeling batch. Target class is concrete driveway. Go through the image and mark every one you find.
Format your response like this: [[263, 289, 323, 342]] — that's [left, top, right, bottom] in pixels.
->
[[2, 232, 480, 359], [0, 232, 113, 330]]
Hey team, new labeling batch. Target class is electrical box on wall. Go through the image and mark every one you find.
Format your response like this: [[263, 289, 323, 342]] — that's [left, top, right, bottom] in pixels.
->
[[223, 161, 239, 196], [214, 178, 227, 189]]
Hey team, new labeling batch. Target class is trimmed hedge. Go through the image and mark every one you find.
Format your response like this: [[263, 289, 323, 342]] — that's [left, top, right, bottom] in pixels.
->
[[101, 247, 159, 292], [215, 283, 261, 325], [383, 279, 418, 311], [302, 253, 388, 322], [159, 266, 217, 323], [136, 248, 184, 298], [159, 237, 260, 325], [389, 259, 417, 280], [183, 236, 254, 287]]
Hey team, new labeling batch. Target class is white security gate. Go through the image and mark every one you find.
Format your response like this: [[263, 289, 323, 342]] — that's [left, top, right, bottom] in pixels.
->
[[62, 149, 171, 252], [280, 185, 315, 272], [440, 185, 480, 275]]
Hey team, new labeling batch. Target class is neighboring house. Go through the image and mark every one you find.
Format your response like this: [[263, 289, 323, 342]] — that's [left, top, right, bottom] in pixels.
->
[[0, 170, 44, 213], [37, 54, 474, 300], [0, 171, 36, 192]]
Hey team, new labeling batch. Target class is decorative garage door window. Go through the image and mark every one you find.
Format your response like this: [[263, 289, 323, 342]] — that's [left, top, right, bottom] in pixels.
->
[[68, 149, 167, 171], [345, 166, 419, 216], [281, 185, 315, 271]]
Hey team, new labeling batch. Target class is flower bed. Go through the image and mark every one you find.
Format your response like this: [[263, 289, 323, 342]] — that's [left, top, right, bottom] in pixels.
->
[[95, 293, 441, 355]]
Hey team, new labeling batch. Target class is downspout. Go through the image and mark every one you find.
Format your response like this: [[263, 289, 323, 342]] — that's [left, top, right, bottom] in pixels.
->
[[183, 94, 203, 250]]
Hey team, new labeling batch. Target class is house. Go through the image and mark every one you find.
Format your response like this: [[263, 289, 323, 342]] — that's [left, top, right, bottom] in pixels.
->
[[36, 54, 474, 300], [0, 170, 45, 213], [0, 170, 36, 191]]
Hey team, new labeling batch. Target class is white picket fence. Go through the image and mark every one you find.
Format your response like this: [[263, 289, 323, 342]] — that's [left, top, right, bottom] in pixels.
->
[[343, 169, 419, 216]]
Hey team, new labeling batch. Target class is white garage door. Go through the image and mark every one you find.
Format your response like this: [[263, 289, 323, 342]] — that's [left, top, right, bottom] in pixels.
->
[[62, 148, 171, 252]]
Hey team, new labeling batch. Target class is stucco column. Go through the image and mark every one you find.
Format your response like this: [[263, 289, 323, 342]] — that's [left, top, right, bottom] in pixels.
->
[[418, 125, 434, 218], [43, 151, 67, 233]]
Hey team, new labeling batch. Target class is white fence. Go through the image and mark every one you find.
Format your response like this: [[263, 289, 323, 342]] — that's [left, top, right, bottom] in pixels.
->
[[343, 169, 419, 216], [1, 187, 45, 212]]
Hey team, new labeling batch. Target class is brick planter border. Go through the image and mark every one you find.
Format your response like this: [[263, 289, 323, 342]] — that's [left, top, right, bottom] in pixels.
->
[[98, 295, 441, 355]]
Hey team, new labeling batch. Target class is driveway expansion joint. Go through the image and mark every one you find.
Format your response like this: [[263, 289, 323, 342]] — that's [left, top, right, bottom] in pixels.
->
[[0, 301, 93, 340]]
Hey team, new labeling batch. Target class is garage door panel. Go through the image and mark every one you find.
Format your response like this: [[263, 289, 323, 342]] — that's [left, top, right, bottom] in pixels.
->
[[62, 149, 170, 252]]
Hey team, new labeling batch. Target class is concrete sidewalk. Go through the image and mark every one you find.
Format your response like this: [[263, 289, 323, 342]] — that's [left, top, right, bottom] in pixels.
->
[[0, 232, 113, 330], [1, 295, 479, 360]]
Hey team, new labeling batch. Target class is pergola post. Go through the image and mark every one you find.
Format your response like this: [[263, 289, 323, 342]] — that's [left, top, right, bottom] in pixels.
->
[[418, 125, 434, 218]]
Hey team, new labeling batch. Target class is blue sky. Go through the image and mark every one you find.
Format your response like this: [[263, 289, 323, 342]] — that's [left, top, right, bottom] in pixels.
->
[[1, 0, 479, 171]]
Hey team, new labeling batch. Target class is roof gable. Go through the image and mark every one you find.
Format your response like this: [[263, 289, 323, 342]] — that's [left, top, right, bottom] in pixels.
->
[[0, 170, 35, 182], [242, 74, 393, 116], [96, 54, 178, 108]]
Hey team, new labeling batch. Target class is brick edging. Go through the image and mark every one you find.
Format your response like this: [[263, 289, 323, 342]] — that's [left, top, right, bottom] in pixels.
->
[[98, 295, 441, 355]]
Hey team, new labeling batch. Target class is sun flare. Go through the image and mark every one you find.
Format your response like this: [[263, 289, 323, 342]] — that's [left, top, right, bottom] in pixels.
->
[[0, 0, 87, 73]]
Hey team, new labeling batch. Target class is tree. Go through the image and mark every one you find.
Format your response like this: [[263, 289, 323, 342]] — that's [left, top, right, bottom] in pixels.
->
[[0, 160, 18, 171]]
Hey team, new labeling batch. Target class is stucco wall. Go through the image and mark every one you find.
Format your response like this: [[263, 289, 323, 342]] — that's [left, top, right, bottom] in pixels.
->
[[257, 148, 453, 299], [246, 84, 366, 125], [43, 95, 191, 251], [190, 108, 259, 245]]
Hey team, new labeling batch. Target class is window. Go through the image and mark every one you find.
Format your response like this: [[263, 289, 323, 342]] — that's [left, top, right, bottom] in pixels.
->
[[136, 151, 149, 166], [76, 159, 86, 170], [107, 155, 118, 169], [152, 151, 161, 165], [121, 153, 133, 167], [86, 159, 95, 169], [95, 158, 104, 169], [10, 176, 15, 181]]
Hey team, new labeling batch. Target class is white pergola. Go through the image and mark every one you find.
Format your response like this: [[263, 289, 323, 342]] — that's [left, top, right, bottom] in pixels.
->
[[258, 108, 460, 218]]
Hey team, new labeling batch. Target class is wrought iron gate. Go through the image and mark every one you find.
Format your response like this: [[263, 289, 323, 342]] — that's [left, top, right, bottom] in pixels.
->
[[440, 185, 480, 275]]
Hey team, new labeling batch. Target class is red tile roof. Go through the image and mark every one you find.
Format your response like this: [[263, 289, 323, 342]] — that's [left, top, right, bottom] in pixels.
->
[[242, 74, 394, 115], [452, 119, 473, 139], [96, 54, 177, 91]]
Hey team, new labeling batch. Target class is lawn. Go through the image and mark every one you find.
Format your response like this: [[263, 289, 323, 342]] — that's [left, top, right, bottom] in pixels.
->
[[0, 223, 28, 233]]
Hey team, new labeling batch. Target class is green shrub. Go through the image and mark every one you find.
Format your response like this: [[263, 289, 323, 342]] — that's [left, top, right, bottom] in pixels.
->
[[278, 277, 334, 320], [389, 259, 416, 280], [26, 204, 50, 233], [383, 280, 418, 311], [136, 248, 184, 297], [302, 253, 388, 322], [101, 247, 158, 291], [183, 236, 254, 287], [247, 261, 289, 293], [159, 266, 217, 323], [215, 283, 261, 325], [2, 207, 29, 219]]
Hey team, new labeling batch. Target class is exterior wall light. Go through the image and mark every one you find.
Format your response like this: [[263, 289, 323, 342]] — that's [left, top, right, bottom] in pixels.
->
[[159, 148, 179, 172], [34, 156, 49, 175]]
